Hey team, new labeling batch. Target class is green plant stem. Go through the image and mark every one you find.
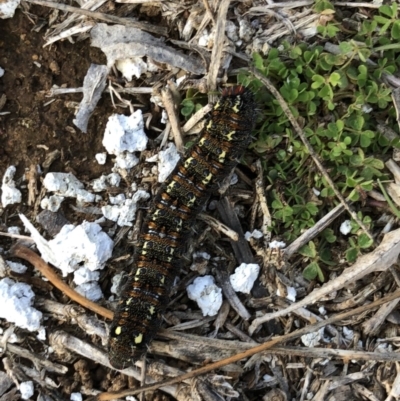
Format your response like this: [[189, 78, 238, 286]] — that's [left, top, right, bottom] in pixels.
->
[[377, 179, 400, 219]]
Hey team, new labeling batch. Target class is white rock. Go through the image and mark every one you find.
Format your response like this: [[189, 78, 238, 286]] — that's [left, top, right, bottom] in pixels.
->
[[95, 153, 107, 165], [102, 190, 150, 226], [40, 195, 64, 212], [269, 240, 286, 249], [286, 286, 297, 302], [1, 166, 22, 207], [343, 326, 354, 340], [0, 0, 20, 19], [340, 220, 352, 235], [244, 229, 263, 241], [301, 328, 323, 347], [0, 67, 4, 77], [109, 193, 126, 205], [110, 272, 125, 295], [0, 278, 42, 331], [103, 111, 147, 156], [161, 109, 168, 124], [36, 326, 46, 341], [73, 267, 100, 285], [7, 226, 20, 235], [75, 282, 103, 302], [157, 143, 180, 183], [114, 152, 139, 169], [70, 393, 83, 401], [6, 261, 27, 274], [198, 29, 210, 47], [20, 214, 114, 277], [92, 173, 121, 192], [19, 381, 34, 400], [230, 263, 260, 294], [187, 275, 222, 316], [43, 172, 95, 203], [116, 57, 148, 81]]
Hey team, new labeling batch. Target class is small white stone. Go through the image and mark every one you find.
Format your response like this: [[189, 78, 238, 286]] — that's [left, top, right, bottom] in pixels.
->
[[116, 57, 147, 81], [187, 275, 222, 316], [75, 282, 103, 302], [6, 261, 27, 274], [1, 166, 22, 207], [19, 381, 34, 400], [70, 393, 83, 401], [0, 278, 42, 331], [230, 263, 260, 294], [95, 153, 107, 165], [109, 193, 126, 205], [158, 143, 180, 183], [40, 195, 64, 212], [103, 111, 148, 156], [36, 326, 46, 341], [43, 173, 94, 203], [286, 286, 297, 302], [0, 0, 20, 19], [269, 240, 286, 249], [340, 220, 352, 235], [7, 226, 20, 235], [73, 267, 100, 285]]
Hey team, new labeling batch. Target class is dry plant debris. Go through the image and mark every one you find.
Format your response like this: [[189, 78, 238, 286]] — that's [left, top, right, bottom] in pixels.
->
[[2, 0, 400, 400]]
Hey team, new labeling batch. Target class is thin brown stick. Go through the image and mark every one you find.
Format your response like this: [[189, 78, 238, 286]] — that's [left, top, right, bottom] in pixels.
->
[[11, 244, 113, 320], [250, 67, 374, 243], [97, 289, 400, 400], [24, 0, 168, 36]]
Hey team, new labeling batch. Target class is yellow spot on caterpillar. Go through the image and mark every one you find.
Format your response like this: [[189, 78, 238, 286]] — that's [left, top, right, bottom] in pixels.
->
[[226, 131, 236, 140], [232, 97, 241, 113], [202, 173, 213, 185], [184, 157, 194, 168], [115, 326, 122, 335], [149, 306, 155, 315], [134, 333, 143, 344], [134, 268, 142, 280], [166, 181, 177, 193], [218, 151, 227, 163], [187, 196, 196, 207], [214, 100, 221, 110], [206, 121, 213, 129], [160, 276, 165, 284], [126, 298, 132, 305]]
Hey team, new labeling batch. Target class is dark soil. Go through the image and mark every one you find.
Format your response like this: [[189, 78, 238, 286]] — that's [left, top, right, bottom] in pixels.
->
[[0, 8, 111, 192]]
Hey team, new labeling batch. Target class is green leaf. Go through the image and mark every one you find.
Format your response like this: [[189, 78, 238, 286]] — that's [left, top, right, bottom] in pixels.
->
[[253, 53, 263, 69], [358, 233, 373, 249], [181, 99, 195, 117], [311, 75, 325, 89], [299, 242, 317, 258], [348, 189, 360, 202], [303, 261, 319, 280], [338, 42, 353, 54], [392, 20, 400, 40], [379, 4, 395, 18], [346, 247, 359, 263], [322, 228, 336, 243], [328, 72, 341, 86], [314, 0, 334, 12], [306, 202, 319, 215]]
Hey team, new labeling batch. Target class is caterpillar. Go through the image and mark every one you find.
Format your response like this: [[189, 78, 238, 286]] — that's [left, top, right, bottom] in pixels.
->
[[108, 85, 257, 369]]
